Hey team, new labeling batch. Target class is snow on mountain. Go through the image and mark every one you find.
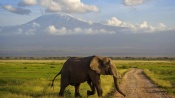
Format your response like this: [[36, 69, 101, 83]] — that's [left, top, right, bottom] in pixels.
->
[[0, 13, 123, 35]]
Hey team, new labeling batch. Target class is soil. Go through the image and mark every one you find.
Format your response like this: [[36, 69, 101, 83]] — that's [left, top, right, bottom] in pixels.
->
[[110, 68, 175, 98]]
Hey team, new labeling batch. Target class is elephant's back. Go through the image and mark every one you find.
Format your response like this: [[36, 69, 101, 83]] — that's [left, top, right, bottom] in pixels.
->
[[61, 56, 93, 83], [65, 56, 93, 65]]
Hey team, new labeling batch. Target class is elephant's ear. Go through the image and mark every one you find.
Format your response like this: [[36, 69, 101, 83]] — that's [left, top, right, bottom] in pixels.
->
[[90, 56, 103, 74]]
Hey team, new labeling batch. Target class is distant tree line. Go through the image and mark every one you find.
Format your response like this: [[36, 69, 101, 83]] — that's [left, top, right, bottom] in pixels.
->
[[109, 57, 175, 60], [0, 56, 175, 60], [0, 57, 69, 60]]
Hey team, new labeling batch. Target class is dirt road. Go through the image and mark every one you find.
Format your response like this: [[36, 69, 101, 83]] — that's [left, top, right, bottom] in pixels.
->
[[112, 68, 175, 98]]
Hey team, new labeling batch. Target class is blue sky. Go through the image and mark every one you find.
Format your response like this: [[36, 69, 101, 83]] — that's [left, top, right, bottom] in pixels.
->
[[0, 0, 175, 28], [0, 0, 175, 57]]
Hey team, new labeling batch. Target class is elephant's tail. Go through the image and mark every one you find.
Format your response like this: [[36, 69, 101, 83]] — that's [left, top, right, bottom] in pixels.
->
[[51, 71, 61, 89]]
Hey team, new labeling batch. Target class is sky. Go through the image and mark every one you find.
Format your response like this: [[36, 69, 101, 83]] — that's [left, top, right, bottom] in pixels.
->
[[0, 0, 175, 29], [0, 0, 175, 57]]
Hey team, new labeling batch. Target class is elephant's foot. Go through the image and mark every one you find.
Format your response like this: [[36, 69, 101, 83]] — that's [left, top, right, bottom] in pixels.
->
[[87, 90, 95, 96]]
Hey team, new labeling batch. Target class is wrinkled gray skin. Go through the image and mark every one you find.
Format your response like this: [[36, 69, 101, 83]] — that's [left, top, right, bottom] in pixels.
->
[[51, 56, 126, 97]]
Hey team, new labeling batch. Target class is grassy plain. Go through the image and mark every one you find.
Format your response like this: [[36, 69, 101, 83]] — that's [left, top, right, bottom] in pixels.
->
[[0, 60, 174, 98]]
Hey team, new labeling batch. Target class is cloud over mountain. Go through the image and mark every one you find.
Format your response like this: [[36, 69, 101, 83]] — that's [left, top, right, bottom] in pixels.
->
[[47, 25, 115, 35], [107, 17, 175, 33]]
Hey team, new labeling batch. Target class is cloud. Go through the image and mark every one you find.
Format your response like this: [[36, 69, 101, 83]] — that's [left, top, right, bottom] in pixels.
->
[[18, 0, 99, 13], [135, 21, 172, 32], [2, 0, 98, 14], [47, 25, 115, 35], [24, 29, 36, 35], [107, 17, 175, 33], [10, 28, 35, 35], [48, 26, 67, 35], [123, 0, 144, 6], [18, 0, 37, 7], [40, 0, 61, 12], [107, 17, 135, 29], [39, 0, 99, 13], [76, 18, 94, 25], [2, 5, 31, 15], [16, 28, 23, 35], [32, 22, 40, 28]]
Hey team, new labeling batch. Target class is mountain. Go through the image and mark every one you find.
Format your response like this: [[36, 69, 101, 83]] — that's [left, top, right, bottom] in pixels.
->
[[0, 13, 123, 35], [0, 13, 175, 57]]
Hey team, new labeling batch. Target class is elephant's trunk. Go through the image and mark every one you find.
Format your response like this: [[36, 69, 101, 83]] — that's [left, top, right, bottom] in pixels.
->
[[110, 64, 126, 97], [113, 76, 126, 97]]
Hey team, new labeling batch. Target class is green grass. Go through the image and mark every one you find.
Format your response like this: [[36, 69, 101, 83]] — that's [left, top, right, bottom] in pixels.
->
[[0, 60, 63, 98], [0, 60, 175, 97]]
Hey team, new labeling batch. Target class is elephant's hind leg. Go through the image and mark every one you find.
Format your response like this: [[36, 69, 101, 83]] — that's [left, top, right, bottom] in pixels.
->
[[59, 76, 69, 96], [74, 83, 81, 97], [59, 83, 69, 96]]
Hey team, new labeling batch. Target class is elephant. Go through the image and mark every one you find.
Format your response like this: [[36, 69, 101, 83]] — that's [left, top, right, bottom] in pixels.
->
[[51, 56, 126, 97]]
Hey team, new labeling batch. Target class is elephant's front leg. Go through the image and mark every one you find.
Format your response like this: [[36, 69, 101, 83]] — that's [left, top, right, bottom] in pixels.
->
[[89, 73, 103, 97], [87, 80, 96, 96], [74, 83, 81, 97], [94, 80, 103, 97]]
